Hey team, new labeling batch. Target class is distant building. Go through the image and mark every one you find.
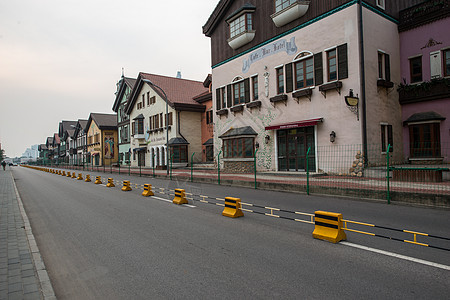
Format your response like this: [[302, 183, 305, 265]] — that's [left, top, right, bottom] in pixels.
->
[[86, 113, 118, 166], [22, 145, 39, 159]]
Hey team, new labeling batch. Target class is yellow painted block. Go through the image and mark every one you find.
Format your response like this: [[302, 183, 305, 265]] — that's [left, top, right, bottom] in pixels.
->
[[312, 211, 346, 243], [85, 175, 91, 182], [222, 197, 244, 218], [142, 184, 154, 197], [106, 178, 115, 187], [122, 180, 132, 191], [173, 189, 188, 205]]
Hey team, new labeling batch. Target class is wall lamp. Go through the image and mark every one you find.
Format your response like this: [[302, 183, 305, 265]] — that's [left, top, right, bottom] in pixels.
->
[[330, 131, 336, 143], [265, 135, 270, 144]]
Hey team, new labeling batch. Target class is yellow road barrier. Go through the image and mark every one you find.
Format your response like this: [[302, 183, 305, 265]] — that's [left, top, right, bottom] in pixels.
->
[[67, 172, 71, 177], [222, 197, 244, 218], [106, 178, 115, 187], [71, 172, 76, 178], [94, 176, 102, 184], [312, 211, 346, 243], [173, 189, 188, 205], [142, 184, 154, 197], [77, 173, 83, 180], [62, 171, 66, 176], [122, 180, 132, 191], [85, 174, 91, 182]]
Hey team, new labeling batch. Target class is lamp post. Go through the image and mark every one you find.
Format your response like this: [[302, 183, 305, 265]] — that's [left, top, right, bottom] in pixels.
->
[[143, 79, 170, 175]]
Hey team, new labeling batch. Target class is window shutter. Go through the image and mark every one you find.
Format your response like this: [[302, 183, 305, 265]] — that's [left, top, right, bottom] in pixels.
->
[[216, 88, 221, 110], [314, 52, 323, 86], [285, 63, 293, 93], [244, 78, 250, 103], [206, 111, 209, 124], [226, 84, 232, 108], [387, 125, 393, 151], [337, 43, 348, 80], [385, 53, 391, 82]]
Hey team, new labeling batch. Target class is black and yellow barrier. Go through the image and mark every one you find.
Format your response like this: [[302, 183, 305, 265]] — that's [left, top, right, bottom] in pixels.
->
[[71, 172, 76, 179], [122, 180, 132, 191], [85, 174, 91, 182], [142, 184, 154, 197], [94, 176, 102, 184], [222, 197, 244, 218], [66, 172, 71, 177], [77, 173, 83, 180], [173, 189, 188, 205], [62, 171, 66, 176], [312, 211, 346, 243], [106, 178, 115, 187]]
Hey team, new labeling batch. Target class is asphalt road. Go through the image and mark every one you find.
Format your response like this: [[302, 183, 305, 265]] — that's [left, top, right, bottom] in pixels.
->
[[12, 167, 450, 299]]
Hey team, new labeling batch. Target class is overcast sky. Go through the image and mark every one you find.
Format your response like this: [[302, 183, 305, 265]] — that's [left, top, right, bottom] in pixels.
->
[[0, 0, 219, 158]]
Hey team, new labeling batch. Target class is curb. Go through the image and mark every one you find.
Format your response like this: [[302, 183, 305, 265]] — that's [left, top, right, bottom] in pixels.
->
[[11, 172, 57, 300]]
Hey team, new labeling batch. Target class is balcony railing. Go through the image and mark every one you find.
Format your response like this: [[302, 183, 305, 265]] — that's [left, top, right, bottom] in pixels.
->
[[399, 0, 450, 32], [398, 78, 450, 104]]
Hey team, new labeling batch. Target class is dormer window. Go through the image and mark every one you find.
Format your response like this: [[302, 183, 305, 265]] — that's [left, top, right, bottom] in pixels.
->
[[271, 0, 310, 27], [226, 4, 256, 50]]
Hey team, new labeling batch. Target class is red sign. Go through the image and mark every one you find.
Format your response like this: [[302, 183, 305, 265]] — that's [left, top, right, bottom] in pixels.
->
[[265, 118, 322, 130]]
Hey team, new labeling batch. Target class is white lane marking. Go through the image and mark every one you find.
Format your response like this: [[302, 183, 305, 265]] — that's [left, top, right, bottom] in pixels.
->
[[341, 241, 450, 271], [150, 196, 195, 208]]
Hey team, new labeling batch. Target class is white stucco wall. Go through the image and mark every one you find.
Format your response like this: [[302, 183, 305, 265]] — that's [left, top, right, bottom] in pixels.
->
[[212, 5, 362, 172]]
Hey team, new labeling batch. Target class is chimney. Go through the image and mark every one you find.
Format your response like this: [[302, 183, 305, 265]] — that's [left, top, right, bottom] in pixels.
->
[[176, 71, 182, 79]]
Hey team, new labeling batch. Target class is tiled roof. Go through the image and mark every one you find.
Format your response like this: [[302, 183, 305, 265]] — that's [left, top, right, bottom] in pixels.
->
[[88, 113, 117, 129], [139, 72, 208, 106]]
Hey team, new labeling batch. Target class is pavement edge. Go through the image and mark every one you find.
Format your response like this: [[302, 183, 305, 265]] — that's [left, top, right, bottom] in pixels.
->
[[10, 172, 57, 300]]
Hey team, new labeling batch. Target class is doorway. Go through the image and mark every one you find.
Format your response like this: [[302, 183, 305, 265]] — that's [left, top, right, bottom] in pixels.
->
[[277, 127, 316, 171]]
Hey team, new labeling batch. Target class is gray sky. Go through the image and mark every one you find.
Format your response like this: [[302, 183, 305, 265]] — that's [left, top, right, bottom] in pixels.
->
[[0, 0, 218, 158]]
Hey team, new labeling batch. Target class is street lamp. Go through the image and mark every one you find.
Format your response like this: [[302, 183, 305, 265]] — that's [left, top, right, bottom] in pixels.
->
[[143, 79, 170, 175]]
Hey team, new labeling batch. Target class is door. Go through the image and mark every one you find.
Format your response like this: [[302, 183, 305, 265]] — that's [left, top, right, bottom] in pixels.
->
[[138, 151, 145, 166], [277, 127, 315, 171]]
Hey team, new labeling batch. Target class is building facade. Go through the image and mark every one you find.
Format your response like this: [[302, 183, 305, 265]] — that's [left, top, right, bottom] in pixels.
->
[[125, 72, 208, 168], [203, 0, 422, 173], [86, 113, 118, 167], [73, 119, 88, 166], [398, 0, 450, 163], [112, 76, 136, 165]]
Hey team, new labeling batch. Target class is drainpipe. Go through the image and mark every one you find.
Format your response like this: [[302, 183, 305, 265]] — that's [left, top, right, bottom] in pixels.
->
[[358, 0, 368, 165]]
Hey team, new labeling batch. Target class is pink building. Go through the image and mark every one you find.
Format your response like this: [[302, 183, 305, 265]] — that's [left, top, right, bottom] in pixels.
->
[[398, 1, 450, 163]]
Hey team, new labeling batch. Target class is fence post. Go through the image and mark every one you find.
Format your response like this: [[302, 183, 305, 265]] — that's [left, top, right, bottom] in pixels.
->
[[254, 148, 258, 189], [386, 144, 391, 204], [139, 164, 142, 177], [190, 152, 195, 182], [170, 154, 174, 180], [217, 150, 222, 185], [306, 147, 311, 195]]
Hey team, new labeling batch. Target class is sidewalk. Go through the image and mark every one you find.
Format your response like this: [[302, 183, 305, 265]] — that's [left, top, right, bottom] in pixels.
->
[[0, 167, 55, 300]]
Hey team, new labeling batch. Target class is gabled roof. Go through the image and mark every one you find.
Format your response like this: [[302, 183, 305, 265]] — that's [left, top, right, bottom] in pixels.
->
[[58, 120, 77, 137], [203, 0, 233, 37], [39, 144, 48, 151], [112, 76, 137, 112], [72, 119, 88, 137], [53, 133, 60, 146], [192, 90, 212, 103], [125, 72, 208, 114], [46, 137, 54, 147], [86, 113, 117, 132]]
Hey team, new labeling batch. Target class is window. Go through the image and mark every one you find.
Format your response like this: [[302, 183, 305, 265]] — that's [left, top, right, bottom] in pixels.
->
[[377, 51, 391, 81], [230, 13, 252, 38], [295, 57, 314, 89], [147, 92, 150, 106], [135, 119, 144, 134], [444, 49, 450, 77], [409, 123, 441, 158], [216, 87, 226, 110], [165, 112, 173, 126], [275, 0, 296, 13], [223, 137, 254, 158], [252, 76, 258, 100], [233, 81, 245, 105], [170, 145, 188, 163], [327, 49, 337, 82], [376, 0, 385, 9], [276, 67, 284, 94], [381, 124, 393, 153], [150, 96, 156, 104], [132, 122, 135, 135], [206, 110, 213, 125], [160, 113, 163, 128], [378, 52, 384, 79], [410, 56, 422, 83]]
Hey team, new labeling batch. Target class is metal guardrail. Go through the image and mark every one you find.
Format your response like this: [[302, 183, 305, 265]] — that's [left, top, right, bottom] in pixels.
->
[[342, 219, 450, 251]]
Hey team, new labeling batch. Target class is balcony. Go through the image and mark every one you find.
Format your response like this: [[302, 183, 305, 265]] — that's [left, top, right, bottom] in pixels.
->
[[398, 78, 450, 104], [399, 0, 450, 32], [271, 1, 310, 27]]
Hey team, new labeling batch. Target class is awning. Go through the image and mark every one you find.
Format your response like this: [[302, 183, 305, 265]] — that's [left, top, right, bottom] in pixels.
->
[[219, 126, 257, 138], [403, 111, 445, 126], [265, 118, 323, 130], [91, 151, 100, 156], [133, 147, 147, 152], [203, 138, 214, 145], [168, 137, 189, 145]]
